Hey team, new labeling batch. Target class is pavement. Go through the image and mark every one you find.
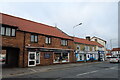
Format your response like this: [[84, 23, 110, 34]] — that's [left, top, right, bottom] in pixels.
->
[[2, 61, 103, 78]]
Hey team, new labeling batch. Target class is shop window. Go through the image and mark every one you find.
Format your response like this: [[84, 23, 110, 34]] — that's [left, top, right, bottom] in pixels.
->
[[45, 37, 51, 44], [54, 53, 69, 63], [79, 55, 82, 60], [31, 34, 38, 43], [62, 53, 69, 62], [61, 39, 68, 46], [88, 55, 90, 58]]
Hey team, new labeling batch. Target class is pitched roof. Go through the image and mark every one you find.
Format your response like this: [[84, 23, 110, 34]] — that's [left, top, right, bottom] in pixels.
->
[[0, 13, 72, 40], [91, 36, 106, 43], [112, 48, 120, 51], [73, 37, 104, 47]]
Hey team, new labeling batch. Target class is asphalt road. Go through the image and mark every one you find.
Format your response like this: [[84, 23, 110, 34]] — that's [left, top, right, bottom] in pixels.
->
[[6, 61, 118, 79]]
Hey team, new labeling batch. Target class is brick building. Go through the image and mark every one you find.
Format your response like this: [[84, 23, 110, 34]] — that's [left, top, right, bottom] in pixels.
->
[[73, 37, 104, 62], [0, 13, 74, 67]]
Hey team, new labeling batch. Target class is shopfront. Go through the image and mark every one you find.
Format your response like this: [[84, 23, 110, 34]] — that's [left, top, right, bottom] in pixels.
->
[[76, 51, 98, 62], [28, 52, 40, 67], [54, 52, 69, 63], [27, 47, 72, 67]]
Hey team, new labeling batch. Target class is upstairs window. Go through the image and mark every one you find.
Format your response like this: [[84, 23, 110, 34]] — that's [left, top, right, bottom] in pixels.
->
[[61, 39, 68, 46], [31, 34, 38, 43], [92, 47, 95, 51], [1, 26, 5, 35], [85, 46, 90, 51], [0, 26, 16, 37], [45, 37, 51, 44], [76, 45, 80, 50]]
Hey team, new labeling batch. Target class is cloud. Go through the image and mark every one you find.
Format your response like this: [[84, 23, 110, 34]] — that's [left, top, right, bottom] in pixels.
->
[[0, 2, 118, 49]]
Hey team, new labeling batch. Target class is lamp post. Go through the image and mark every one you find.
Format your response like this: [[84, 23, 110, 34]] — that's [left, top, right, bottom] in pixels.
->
[[73, 23, 82, 37], [73, 23, 82, 62]]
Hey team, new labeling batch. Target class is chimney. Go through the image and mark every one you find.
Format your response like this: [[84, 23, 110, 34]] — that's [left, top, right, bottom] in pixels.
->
[[86, 36, 91, 41]]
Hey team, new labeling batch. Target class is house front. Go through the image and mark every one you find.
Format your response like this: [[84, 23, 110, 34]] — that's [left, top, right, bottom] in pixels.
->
[[1, 13, 74, 67], [73, 37, 100, 62]]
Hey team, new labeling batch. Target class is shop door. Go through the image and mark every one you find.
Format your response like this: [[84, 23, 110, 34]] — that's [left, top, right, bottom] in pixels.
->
[[28, 52, 36, 67]]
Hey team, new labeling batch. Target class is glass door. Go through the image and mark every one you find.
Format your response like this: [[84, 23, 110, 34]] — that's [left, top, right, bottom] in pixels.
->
[[28, 52, 36, 67]]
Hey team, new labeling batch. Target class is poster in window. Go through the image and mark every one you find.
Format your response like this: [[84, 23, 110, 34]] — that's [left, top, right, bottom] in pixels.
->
[[44, 53, 50, 59]]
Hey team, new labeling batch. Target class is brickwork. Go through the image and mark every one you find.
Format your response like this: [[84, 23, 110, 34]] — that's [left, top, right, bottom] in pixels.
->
[[2, 30, 74, 67]]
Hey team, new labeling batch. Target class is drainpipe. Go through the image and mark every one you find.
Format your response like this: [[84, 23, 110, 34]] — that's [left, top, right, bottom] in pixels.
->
[[23, 32, 26, 67]]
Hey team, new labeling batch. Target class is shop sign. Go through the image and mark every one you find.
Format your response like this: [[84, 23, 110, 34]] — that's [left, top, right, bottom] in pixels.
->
[[44, 53, 50, 59]]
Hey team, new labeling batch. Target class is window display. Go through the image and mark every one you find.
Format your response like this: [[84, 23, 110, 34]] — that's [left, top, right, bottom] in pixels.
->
[[54, 53, 69, 63]]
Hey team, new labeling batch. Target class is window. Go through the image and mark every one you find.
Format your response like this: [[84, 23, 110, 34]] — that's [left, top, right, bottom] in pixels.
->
[[79, 55, 82, 60], [45, 37, 51, 44], [36, 52, 40, 64], [61, 39, 68, 46], [11, 28, 16, 36], [95, 39, 97, 42], [1, 26, 16, 37], [6, 27, 11, 36], [31, 34, 38, 43], [76, 45, 80, 50], [1, 26, 5, 35], [85, 46, 90, 51], [92, 47, 95, 51]]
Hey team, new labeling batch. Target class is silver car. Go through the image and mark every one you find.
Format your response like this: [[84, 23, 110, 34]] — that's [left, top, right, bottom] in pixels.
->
[[109, 57, 120, 63]]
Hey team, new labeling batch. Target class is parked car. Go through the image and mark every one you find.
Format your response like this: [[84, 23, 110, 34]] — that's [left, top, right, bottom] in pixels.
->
[[0, 57, 6, 62], [109, 57, 120, 63]]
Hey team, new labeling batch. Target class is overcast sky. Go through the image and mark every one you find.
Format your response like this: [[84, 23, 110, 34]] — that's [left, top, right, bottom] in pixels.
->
[[0, 0, 119, 49]]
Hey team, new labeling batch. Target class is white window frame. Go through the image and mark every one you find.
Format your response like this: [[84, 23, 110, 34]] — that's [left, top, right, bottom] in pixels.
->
[[36, 52, 40, 64], [45, 37, 51, 44], [28, 52, 36, 67], [6, 27, 11, 36], [1, 26, 5, 35]]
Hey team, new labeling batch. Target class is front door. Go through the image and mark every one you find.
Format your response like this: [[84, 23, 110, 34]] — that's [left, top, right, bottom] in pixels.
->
[[28, 52, 36, 67]]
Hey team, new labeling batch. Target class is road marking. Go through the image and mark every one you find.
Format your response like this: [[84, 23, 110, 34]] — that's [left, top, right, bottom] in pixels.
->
[[76, 66, 117, 76], [76, 70, 99, 76], [28, 68, 37, 72], [105, 66, 118, 70]]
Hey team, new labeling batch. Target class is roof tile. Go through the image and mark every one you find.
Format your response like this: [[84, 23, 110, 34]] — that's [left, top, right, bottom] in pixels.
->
[[1, 13, 72, 40]]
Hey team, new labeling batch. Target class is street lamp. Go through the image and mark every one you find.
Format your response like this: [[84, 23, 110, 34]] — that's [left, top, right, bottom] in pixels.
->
[[73, 23, 82, 62], [73, 23, 82, 37]]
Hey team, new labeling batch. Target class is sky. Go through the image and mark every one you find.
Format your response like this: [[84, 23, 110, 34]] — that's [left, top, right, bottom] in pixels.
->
[[0, 0, 119, 49]]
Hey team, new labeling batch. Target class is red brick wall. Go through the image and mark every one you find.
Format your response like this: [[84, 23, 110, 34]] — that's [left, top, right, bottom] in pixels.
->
[[2, 31, 25, 67], [24, 33, 74, 50], [2, 30, 74, 67]]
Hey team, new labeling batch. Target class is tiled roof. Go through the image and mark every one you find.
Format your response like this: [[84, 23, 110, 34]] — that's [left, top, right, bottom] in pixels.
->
[[73, 37, 104, 47], [0, 13, 72, 40], [106, 49, 111, 51], [112, 48, 120, 51]]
